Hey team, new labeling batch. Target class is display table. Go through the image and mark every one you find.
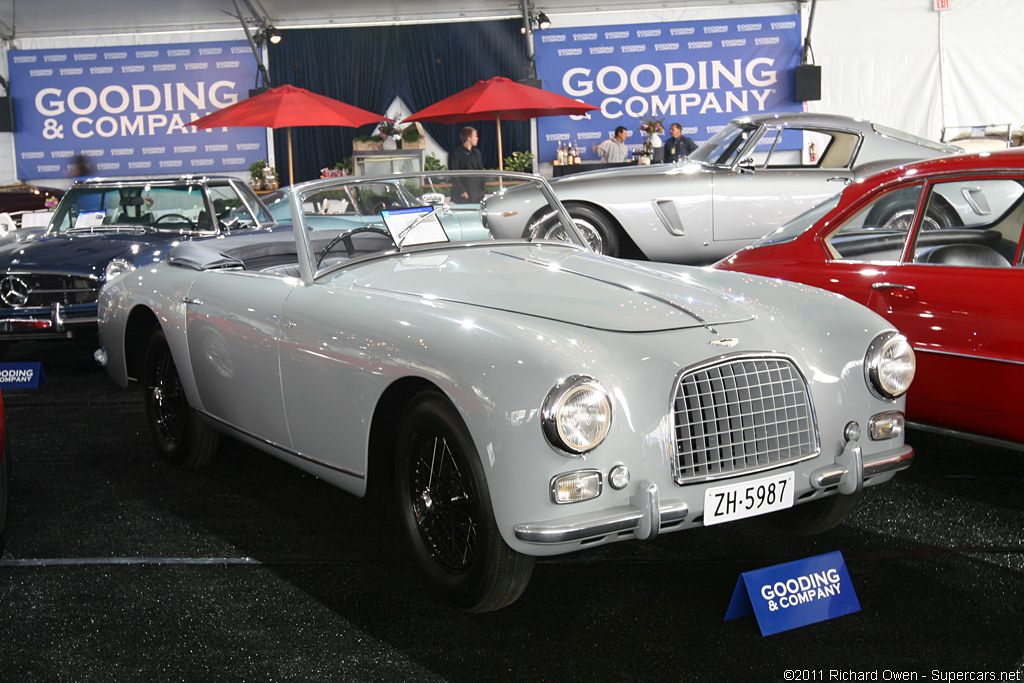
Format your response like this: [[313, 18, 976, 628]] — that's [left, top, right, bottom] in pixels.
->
[[552, 161, 635, 177], [352, 149, 425, 175]]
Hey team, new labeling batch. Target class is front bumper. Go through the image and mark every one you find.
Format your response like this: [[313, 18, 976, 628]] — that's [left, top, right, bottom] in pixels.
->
[[0, 303, 98, 339], [514, 444, 914, 545]]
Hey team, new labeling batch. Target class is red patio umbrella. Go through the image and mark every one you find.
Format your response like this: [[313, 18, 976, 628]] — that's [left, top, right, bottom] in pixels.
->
[[189, 84, 386, 184], [404, 76, 599, 169]]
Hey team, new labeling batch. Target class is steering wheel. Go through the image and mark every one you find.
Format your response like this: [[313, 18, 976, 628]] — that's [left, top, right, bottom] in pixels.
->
[[153, 213, 197, 228], [315, 226, 395, 268]]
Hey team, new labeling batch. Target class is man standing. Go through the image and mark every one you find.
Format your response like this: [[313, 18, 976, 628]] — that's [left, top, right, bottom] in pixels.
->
[[593, 126, 629, 163], [663, 123, 697, 163], [449, 126, 486, 203]]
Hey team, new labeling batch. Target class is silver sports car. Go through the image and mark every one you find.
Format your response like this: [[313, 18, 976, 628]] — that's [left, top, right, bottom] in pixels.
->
[[96, 171, 915, 612], [545, 112, 960, 264]]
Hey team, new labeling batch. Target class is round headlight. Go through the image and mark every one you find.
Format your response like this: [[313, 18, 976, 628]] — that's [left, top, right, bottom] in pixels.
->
[[104, 258, 135, 282], [541, 375, 612, 456], [865, 331, 916, 399]]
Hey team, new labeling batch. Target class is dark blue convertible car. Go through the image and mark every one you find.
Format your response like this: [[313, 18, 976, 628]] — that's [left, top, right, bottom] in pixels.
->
[[0, 175, 278, 353]]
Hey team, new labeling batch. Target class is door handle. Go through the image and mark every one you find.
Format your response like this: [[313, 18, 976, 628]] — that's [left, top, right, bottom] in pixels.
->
[[827, 176, 852, 185], [871, 282, 916, 291], [182, 297, 204, 305]]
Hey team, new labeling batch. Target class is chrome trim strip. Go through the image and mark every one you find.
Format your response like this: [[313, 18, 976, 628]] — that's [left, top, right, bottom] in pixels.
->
[[514, 500, 689, 544], [862, 445, 914, 475], [198, 411, 365, 479], [912, 346, 1024, 368]]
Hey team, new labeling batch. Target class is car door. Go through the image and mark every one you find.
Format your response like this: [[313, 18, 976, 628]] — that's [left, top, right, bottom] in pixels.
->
[[713, 126, 856, 246], [185, 270, 294, 448], [821, 177, 1024, 442]]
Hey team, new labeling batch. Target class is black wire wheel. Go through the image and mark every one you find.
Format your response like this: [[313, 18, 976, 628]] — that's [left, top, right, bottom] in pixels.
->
[[395, 389, 534, 612], [142, 328, 219, 469]]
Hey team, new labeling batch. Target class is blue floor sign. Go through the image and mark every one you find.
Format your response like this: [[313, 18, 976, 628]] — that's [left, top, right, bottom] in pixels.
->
[[725, 550, 860, 636], [0, 362, 47, 389]]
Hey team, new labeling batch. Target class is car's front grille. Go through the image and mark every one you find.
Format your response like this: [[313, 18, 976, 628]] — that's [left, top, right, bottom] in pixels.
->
[[0, 272, 99, 309], [672, 356, 818, 485]]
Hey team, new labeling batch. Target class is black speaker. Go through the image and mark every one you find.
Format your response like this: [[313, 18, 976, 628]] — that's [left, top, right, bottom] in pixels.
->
[[518, 78, 542, 89], [248, 87, 269, 98], [794, 65, 821, 102], [0, 96, 15, 132]]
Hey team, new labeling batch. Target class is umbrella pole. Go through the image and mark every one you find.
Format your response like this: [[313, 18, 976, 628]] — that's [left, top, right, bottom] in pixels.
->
[[288, 128, 295, 186], [496, 113, 503, 171]]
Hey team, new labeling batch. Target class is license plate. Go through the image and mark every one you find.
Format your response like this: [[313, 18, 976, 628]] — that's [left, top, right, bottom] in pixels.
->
[[703, 471, 795, 526]]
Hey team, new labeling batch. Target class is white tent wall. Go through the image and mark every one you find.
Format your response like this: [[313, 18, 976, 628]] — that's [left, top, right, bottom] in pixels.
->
[[2, 0, 1024, 185], [805, 0, 1024, 142]]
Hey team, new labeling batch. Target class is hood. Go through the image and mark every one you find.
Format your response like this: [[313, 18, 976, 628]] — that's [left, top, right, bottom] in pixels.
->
[[348, 244, 754, 332], [0, 232, 172, 274]]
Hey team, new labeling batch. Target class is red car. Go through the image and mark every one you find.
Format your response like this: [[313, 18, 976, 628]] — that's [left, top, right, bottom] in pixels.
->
[[714, 148, 1024, 448]]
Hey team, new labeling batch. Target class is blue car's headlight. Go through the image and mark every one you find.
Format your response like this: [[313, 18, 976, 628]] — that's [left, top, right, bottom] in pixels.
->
[[865, 331, 916, 399], [104, 258, 135, 282], [541, 375, 612, 456]]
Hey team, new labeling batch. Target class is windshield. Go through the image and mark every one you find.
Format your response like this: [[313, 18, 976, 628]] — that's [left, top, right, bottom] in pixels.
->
[[48, 180, 271, 235], [687, 122, 758, 166], [751, 193, 841, 247], [249, 172, 591, 277]]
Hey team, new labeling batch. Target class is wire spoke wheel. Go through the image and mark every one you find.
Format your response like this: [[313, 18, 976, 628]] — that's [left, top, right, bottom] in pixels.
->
[[409, 434, 479, 572]]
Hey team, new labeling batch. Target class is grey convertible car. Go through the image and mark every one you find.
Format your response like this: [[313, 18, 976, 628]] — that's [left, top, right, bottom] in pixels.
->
[[544, 113, 960, 264], [96, 171, 916, 612]]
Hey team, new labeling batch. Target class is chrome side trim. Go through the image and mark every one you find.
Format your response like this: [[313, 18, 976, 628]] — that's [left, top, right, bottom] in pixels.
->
[[198, 411, 365, 479], [907, 421, 1024, 452], [912, 346, 1024, 368]]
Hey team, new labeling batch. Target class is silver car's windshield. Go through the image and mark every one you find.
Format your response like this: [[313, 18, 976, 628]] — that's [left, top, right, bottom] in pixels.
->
[[687, 122, 758, 167], [271, 172, 591, 278], [48, 181, 272, 235], [752, 193, 842, 247]]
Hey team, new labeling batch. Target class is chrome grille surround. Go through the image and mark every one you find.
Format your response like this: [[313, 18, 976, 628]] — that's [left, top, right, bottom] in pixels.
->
[[0, 272, 99, 309], [671, 354, 819, 485]]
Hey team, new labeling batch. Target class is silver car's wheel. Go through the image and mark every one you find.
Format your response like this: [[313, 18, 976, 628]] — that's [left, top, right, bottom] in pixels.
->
[[395, 389, 534, 612], [567, 204, 621, 257], [142, 328, 219, 469]]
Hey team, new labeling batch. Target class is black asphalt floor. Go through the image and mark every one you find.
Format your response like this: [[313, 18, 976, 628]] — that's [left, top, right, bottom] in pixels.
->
[[1, 339, 1023, 682]]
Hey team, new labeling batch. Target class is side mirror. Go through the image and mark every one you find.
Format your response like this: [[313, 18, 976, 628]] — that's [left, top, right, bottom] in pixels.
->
[[422, 192, 446, 206], [738, 157, 756, 172]]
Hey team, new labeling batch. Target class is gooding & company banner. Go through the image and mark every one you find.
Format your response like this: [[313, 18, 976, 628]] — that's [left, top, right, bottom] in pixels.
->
[[534, 15, 802, 163], [7, 41, 267, 180]]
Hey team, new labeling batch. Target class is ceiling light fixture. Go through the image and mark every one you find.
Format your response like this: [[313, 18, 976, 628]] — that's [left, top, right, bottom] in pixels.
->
[[537, 12, 551, 29]]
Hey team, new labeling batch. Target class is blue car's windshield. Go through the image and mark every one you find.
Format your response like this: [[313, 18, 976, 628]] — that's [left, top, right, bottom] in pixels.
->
[[49, 181, 271, 235]]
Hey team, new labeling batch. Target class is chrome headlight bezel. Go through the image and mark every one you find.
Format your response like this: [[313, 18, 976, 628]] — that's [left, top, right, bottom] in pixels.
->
[[104, 258, 135, 282], [865, 331, 916, 400], [541, 375, 612, 456]]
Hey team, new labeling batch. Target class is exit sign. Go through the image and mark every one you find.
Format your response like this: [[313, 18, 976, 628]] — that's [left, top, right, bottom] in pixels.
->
[[934, 0, 950, 9]]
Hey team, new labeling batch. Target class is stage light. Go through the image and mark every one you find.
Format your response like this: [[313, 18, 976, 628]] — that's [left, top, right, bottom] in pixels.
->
[[267, 27, 282, 44], [537, 12, 551, 29]]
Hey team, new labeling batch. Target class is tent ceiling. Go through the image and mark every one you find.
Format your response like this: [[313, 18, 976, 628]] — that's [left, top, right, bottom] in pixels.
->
[[0, 0, 790, 40]]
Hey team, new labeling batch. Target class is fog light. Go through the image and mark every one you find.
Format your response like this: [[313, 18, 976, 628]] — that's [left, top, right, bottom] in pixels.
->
[[869, 411, 905, 440], [608, 464, 630, 490], [551, 470, 602, 504]]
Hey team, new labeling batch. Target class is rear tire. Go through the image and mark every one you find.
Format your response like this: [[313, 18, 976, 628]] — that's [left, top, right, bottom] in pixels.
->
[[767, 492, 863, 535], [142, 328, 219, 469], [395, 389, 534, 612]]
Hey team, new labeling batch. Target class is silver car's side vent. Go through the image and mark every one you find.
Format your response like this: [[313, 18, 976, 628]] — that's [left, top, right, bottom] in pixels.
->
[[652, 199, 686, 236]]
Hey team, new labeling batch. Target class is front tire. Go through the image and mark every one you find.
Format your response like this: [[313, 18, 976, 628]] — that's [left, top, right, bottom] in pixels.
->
[[395, 390, 534, 612], [142, 328, 219, 469]]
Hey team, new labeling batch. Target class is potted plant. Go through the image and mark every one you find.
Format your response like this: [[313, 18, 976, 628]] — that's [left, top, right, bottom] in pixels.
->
[[401, 123, 426, 149], [502, 151, 535, 173], [353, 134, 384, 151], [248, 159, 267, 190]]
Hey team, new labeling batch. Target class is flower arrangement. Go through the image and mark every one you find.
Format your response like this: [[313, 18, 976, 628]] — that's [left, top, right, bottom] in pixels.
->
[[44, 196, 59, 209], [636, 117, 665, 163], [376, 114, 401, 140]]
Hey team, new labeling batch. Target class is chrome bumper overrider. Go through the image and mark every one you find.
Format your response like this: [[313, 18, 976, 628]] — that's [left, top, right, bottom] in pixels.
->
[[514, 445, 914, 545]]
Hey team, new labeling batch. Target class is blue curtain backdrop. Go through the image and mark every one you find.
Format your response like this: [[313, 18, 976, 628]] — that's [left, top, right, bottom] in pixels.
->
[[267, 20, 530, 184]]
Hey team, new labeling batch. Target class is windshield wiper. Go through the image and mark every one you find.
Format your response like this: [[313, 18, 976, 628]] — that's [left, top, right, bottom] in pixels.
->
[[66, 224, 156, 235]]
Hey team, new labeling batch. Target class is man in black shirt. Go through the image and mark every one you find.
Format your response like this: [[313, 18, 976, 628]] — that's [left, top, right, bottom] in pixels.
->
[[449, 126, 486, 203], [663, 123, 697, 163]]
